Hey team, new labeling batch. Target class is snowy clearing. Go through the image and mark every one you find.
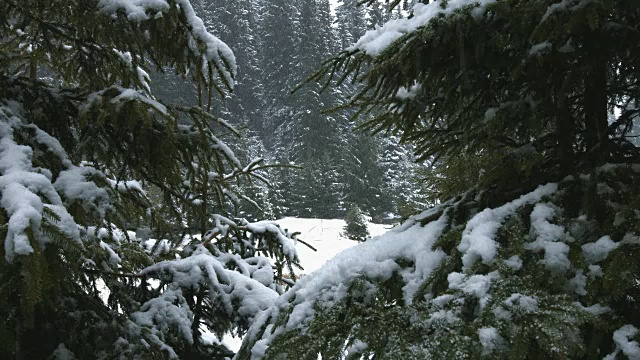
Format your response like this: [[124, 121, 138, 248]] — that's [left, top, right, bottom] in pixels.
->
[[277, 217, 392, 274]]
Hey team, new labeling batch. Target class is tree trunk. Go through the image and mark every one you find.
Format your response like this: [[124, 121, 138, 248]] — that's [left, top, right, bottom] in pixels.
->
[[556, 78, 574, 171], [584, 57, 608, 167], [29, 57, 37, 81], [15, 317, 22, 360], [583, 55, 609, 222]]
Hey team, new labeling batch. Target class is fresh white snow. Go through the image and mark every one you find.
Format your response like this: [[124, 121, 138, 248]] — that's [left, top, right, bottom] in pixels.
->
[[0, 108, 83, 261], [478, 327, 504, 355], [352, 0, 496, 56], [243, 183, 624, 358], [525, 202, 570, 271], [246, 212, 448, 358], [459, 183, 558, 269], [582, 235, 619, 263], [277, 217, 390, 275], [605, 325, 640, 360]]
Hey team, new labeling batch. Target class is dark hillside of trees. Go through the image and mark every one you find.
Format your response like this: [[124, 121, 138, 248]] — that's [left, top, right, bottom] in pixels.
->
[[153, 0, 430, 221]]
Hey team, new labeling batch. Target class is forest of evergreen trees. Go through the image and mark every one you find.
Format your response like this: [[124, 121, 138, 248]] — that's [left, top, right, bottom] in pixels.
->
[[152, 0, 430, 222], [1, 0, 639, 359]]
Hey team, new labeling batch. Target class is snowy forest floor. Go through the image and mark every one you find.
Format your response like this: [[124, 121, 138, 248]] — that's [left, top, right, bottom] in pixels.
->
[[278, 217, 392, 274]]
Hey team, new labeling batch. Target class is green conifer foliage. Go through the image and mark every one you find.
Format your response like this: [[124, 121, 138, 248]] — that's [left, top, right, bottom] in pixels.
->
[[342, 204, 369, 242], [314, 0, 640, 193], [239, 165, 640, 360], [0, 0, 300, 358], [342, 134, 387, 219], [237, 1, 640, 359]]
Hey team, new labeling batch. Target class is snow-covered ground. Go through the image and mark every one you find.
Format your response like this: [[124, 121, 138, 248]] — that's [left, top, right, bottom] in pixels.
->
[[221, 217, 393, 351], [278, 217, 391, 275]]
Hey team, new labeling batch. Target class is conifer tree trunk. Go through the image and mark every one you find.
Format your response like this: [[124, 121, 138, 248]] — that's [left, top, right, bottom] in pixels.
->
[[556, 79, 574, 171], [584, 57, 608, 167], [29, 57, 37, 81], [15, 318, 22, 360]]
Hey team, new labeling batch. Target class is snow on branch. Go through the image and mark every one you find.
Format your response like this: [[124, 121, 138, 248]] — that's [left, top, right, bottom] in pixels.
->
[[240, 171, 640, 358], [131, 286, 195, 349], [0, 106, 82, 261], [243, 212, 450, 358], [83, 86, 169, 116], [605, 325, 640, 360], [0, 102, 142, 263], [97, 0, 236, 86], [459, 183, 558, 269], [240, 219, 298, 261], [140, 246, 280, 322], [352, 0, 496, 56]]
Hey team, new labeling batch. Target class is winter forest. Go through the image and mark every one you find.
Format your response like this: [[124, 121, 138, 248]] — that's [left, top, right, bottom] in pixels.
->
[[1, 0, 640, 359], [149, 0, 431, 222]]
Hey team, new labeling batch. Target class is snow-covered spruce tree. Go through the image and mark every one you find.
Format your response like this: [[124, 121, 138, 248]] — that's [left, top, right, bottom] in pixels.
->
[[257, 0, 300, 145], [364, 0, 404, 29], [342, 133, 388, 220], [334, 0, 368, 50], [0, 1, 303, 359], [193, 0, 265, 128], [274, 0, 350, 219], [342, 204, 369, 242], [333, 0, 405, 220], [237, 1, 640, 359], [231, 125, 278, 222]]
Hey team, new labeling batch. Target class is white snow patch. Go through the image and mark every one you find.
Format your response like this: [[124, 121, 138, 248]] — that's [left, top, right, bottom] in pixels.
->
[[345, 340, 368, 357], [528, 41, 552, 57], [427, 309, 460, 325], [107, 178, 145, 194], [55, 166, 111, 217], [604, 325, 640, 360], [524, 202, 570, 271], [0, 110, 82, 261], [568, 270, 587, 296], [459, 184, 558, 269], [448, 271, 500, 308], [484, 107, 497, 120], [277, 218, 389, 274], [99, 240, 122, 265], [131, 286, 194, 357], [396, 83, 422, 100], [574, 302, 610, 316], [140, 247, 279, 322], [587, 265, 603, 278], [504, 293, 539, 312], [478, 327, 504, 355], [352, 0, 496, 56], [503, 255, 523, 271], [582, 235, 619, 263], [492, 306, 511, 321], [96, 0, 236, 84]]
